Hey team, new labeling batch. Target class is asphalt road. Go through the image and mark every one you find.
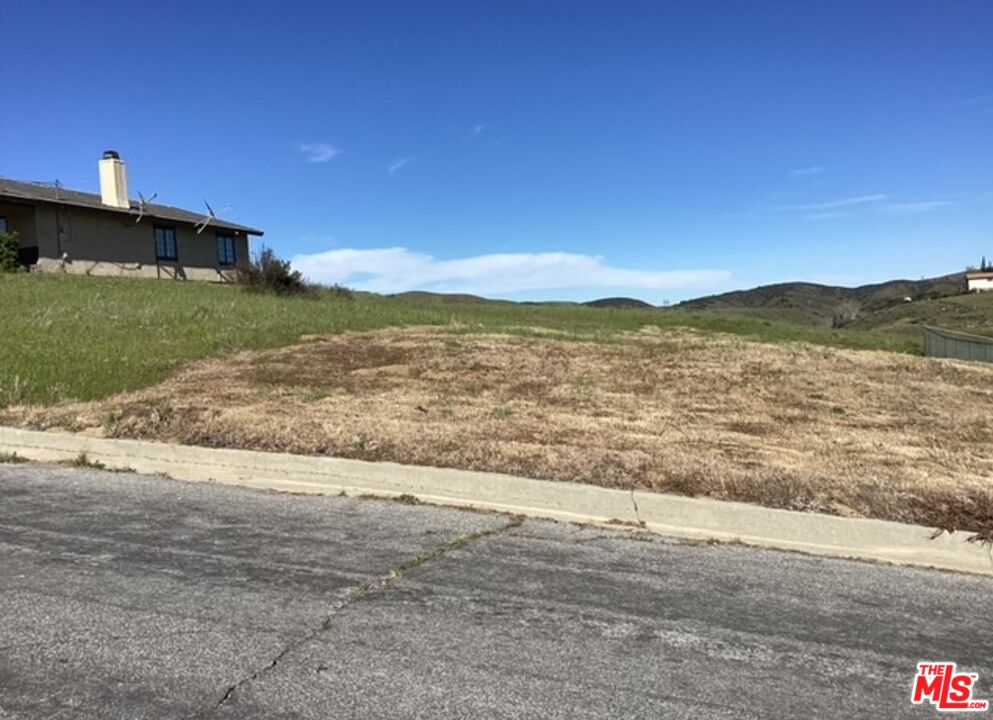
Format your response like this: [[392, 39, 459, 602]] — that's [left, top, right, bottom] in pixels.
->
[[1, 465, 990, 719]]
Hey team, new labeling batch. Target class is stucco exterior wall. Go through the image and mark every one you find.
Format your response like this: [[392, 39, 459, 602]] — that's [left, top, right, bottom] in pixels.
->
[[967, 277, 993, 292], [0, 202, 40, 248], [33, 205, 60, 257], [24, 203, 250, 282]]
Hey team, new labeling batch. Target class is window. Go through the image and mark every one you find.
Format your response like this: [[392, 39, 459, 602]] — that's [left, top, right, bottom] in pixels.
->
[[216, 233, 236, 266], [154, 226, 177, 261], [0, 217, 8, 233]]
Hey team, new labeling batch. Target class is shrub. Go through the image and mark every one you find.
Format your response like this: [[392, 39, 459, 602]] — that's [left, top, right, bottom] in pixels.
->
[[0, 231, 21, 273], [240, 245, 314, 296], [830, 299, 860, 328], [324, 283, 354, 300]]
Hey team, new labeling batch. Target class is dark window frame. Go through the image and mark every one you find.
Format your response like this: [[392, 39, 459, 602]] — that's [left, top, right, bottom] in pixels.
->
[[154, 225, 178, 262], [0, 217, 8, 234], [216, 233, 236, 266]]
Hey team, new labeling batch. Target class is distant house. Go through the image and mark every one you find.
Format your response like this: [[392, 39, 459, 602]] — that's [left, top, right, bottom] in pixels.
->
[[966, 271, 993, 293], [0, 151, 263, 281]]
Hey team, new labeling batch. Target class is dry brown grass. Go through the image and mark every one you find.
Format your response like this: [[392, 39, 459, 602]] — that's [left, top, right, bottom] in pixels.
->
[[6, 326, 993, 533]]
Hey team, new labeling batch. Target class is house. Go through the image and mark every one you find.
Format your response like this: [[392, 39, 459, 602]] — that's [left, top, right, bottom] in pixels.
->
[[966, 271, 993, 293], [0, 151, 263, 281]]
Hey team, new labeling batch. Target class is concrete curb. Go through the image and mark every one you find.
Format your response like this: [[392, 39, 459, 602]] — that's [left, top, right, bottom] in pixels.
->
[[2, 426, 991, 576]]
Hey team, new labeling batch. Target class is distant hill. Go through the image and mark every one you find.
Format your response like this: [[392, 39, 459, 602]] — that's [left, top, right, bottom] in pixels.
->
[[391, 292, 657, 309], [381, 277, 992, 340], [390, 291, 502, 304], [583, 297, 654, 309], [678, 273, 967, 327]]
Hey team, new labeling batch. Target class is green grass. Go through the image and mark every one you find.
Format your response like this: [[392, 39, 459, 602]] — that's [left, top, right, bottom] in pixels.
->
[[846, 291, 993, 339], [0, 274, 921, 407]]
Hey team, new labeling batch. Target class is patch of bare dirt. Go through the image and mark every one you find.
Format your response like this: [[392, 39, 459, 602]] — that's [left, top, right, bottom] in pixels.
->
[[7, 326, 993, 533]]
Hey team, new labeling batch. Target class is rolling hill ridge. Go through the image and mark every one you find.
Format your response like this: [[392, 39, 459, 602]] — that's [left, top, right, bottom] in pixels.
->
[[677, 273, 968, 327]]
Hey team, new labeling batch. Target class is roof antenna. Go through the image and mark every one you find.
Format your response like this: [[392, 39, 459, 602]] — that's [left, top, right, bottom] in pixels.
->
[[54, 179, 62, 202], [133, 191, 158, 224], [194, 198, 231, 234]]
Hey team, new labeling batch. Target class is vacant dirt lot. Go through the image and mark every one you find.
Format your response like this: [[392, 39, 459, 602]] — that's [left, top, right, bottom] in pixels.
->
[[6, 326, 993, 532]]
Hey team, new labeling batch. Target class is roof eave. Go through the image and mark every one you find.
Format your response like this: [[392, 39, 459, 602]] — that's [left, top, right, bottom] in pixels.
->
[[0, 191, 263, 236]]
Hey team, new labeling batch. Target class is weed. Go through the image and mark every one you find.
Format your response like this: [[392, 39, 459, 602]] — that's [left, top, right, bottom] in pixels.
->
[[68, 452, 105, 470], [103, 411, 122, 433], [607, 518, 644, 528]]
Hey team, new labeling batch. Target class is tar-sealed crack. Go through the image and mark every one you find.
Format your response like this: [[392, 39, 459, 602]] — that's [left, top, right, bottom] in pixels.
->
[[190, 515, 525, 718]]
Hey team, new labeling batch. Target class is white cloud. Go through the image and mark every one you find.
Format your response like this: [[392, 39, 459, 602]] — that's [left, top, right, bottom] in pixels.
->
[[291, 247, 730, 296], [297, 142, 342, 163], [789, 166, 825, 177], [881, 200, 954, 215], [388, 157, 411, 175], [775, 194, 887, 211], [471, 123, 486, 135]]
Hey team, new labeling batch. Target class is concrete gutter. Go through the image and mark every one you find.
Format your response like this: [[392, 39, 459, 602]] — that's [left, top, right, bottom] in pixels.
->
[[2, 426, 990, 576]]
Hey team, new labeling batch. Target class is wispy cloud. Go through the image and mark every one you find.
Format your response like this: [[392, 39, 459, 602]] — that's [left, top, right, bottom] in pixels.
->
[[881, 200, 954, 215], [789, 166, 825, 177], [805, 211, 850, 222], [296, 142, 342, 163], [794, 196, 953, 220], [388, 157, 411, 175], [775, 194, 887, 212], [458, 123, 488, 146], [290, 247, 729, 296]]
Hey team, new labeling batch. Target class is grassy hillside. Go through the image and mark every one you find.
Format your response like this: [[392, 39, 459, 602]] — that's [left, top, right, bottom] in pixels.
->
[[844, 291, 993, 338], [678, 273, 967, 326], [0, 274, 920, 406]]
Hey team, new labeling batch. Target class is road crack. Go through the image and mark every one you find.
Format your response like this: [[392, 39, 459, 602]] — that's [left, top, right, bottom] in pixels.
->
[[630, 489, 646, 528], [191, 514, 524, 718]]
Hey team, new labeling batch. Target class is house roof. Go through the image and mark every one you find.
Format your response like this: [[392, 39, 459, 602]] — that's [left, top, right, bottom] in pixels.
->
[[966, 271, 993, 280], [0, 178, 263, 236]]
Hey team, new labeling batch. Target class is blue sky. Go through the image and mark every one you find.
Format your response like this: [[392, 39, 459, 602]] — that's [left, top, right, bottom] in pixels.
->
[[2, 1, 991, 302]]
